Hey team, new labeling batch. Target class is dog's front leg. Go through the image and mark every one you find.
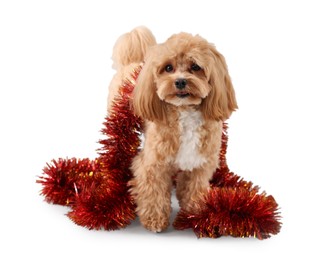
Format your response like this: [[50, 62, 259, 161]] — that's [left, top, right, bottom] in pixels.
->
[[176, 165, 215, 212], [130, 153, 172, 232]]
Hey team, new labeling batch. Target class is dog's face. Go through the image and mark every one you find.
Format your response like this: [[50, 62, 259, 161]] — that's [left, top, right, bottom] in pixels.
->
[[133, 33, 238, 122], [154, 33, 212, 107]]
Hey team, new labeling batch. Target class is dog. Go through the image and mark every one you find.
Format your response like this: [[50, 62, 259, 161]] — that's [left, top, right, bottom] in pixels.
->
[[109, 27, 238, 233]]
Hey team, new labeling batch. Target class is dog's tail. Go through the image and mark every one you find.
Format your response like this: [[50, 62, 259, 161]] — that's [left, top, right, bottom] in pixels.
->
[[107, 27, 156, 111], [111, 26, 156, 69]]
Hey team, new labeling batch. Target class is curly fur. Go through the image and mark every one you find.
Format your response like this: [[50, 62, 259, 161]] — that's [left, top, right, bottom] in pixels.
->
[[107, 26, 156, 112], [109, 27, 238, 232]]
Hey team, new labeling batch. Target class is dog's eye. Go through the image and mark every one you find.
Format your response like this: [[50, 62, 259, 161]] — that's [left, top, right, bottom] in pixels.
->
[[191, 63, 201, 71], [165, 64, 174, 73]]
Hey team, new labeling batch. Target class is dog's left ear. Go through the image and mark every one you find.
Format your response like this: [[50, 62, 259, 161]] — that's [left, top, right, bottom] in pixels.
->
[[201, 45, 238, 121]]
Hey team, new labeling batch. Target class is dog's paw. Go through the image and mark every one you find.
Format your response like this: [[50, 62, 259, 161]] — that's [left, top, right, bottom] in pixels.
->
[[140, 215, 169, 233]]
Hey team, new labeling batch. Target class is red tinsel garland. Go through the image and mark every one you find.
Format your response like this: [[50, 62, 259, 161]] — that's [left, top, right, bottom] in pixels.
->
[[67, 71, 143, 230], [37, 158, 101, 206], [172, 114, 281, 239], [37, 67, 281, 238], [174, 188, 280, 239], [37, 68, 142, 230]]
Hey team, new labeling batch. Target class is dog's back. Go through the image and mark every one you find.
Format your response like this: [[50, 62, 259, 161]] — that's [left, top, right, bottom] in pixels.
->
[[107, 26, 156, 111]]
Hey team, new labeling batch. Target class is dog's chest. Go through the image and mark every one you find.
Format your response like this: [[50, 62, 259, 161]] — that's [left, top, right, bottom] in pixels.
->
[[174, 110, 207, 171]]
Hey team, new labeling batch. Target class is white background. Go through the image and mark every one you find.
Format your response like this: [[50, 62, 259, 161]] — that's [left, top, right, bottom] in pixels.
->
[[1, 0, 309, 259]]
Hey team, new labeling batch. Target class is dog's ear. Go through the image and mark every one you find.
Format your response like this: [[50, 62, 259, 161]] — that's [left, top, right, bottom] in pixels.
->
[[133, 46, 168, 122], [201, 45, 238, 121]]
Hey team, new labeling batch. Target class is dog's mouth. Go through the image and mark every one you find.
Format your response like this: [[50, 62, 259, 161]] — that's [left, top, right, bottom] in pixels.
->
[[163, 91, 203, 106], [176, 92, 190, 98]]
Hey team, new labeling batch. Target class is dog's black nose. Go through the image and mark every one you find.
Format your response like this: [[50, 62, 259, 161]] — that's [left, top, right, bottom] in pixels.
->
[[175, 78, 187, 89]]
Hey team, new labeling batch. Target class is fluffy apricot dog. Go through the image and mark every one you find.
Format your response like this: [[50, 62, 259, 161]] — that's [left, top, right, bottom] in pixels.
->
[[109, 27, 238, 232]]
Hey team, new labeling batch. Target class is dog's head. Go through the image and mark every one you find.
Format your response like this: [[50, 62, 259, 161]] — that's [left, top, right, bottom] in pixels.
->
[[133, 32, 238, 122]]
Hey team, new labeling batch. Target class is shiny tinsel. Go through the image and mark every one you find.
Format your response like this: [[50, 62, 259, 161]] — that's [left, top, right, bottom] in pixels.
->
[[37, 66, 281, 238], [37, 158, 101, 206], [173, 187, 281, 239], [67, 69, 143, 229], [37, 68, 142, 230], [173, 125, 281, 239]]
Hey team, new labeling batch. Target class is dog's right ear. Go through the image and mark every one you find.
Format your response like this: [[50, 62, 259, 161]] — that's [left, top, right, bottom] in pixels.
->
[[133, 46, 167, 123]]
